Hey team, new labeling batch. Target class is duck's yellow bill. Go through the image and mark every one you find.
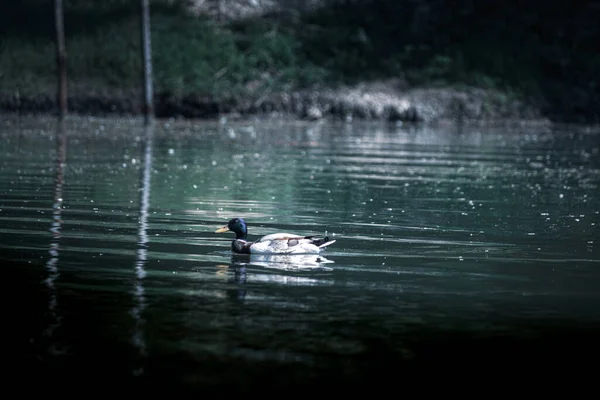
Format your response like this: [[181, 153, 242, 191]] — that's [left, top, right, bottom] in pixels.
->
[[215, 226, 230, 233]]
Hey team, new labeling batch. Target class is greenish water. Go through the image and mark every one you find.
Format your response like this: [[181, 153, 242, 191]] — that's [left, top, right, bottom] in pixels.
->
[[1, 115, 599, 392]]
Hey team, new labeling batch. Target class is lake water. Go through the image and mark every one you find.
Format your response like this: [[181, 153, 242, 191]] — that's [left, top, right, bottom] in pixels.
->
[[2, 115, 599, 392]]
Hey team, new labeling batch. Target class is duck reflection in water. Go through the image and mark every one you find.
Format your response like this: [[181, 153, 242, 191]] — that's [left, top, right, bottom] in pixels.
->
[[232, 253, 334, 271], [216, 263, 247, 284], [216, 253, 334, 302], [216, 263, 248, 302]]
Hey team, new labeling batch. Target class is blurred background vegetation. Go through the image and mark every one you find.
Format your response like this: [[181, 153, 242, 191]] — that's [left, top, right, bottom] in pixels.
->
[[0, 0, 598, 122]]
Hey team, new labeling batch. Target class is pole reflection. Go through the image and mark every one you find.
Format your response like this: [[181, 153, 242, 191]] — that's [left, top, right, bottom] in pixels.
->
[[131, 123, 153, 376], [43, 118, 67, 354]]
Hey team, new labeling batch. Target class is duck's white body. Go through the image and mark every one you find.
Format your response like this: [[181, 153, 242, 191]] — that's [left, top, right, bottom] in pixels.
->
[[249, 233, 336, 254]]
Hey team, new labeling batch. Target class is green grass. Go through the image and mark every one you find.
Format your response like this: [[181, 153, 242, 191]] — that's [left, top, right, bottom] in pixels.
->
[[0, 2, 328, 103]]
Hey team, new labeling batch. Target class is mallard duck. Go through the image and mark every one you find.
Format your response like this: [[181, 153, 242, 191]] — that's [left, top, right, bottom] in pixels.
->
[[215, 217, 336, 255]]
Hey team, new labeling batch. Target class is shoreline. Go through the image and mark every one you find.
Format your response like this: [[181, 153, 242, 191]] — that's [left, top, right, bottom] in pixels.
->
[[1, 80, 550, 124]]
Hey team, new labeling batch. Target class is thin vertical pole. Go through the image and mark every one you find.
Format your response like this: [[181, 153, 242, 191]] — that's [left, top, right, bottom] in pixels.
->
[[54, 0, 68, 118], [141, 0, 154, 124]]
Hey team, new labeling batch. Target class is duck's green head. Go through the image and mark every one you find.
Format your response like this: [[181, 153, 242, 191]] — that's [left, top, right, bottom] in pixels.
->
[[215, 217, 248, 240]]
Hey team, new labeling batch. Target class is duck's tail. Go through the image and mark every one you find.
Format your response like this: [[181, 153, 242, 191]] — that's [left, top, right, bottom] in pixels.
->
[[307, 236, 336, 249]]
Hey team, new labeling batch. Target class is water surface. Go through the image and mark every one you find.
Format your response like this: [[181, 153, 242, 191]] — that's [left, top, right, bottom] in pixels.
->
[[2, 115, 599, 391]]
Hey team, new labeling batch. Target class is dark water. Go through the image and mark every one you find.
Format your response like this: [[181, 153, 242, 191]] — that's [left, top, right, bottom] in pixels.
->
[[2, 115, 600, 391]]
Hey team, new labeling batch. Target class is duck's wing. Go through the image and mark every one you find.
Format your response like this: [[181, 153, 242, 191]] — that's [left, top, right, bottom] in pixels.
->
[[255, 233, 305, 242], [251, 235, 305, 254], [251, 233, 335, 254]]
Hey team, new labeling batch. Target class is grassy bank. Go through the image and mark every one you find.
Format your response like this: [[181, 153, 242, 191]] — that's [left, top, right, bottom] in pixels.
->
[[0, 0, 598, 122]]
